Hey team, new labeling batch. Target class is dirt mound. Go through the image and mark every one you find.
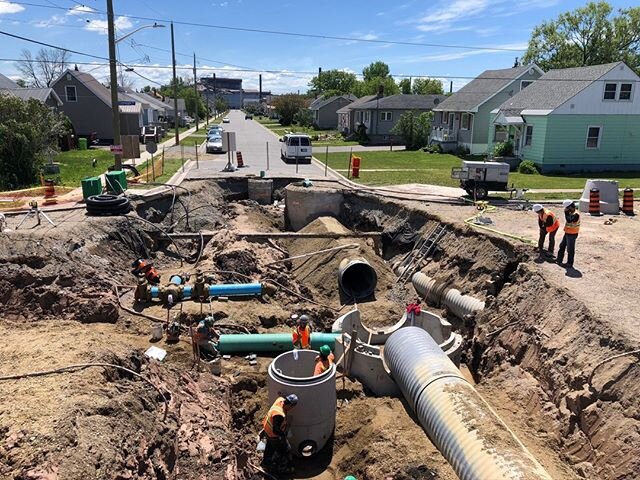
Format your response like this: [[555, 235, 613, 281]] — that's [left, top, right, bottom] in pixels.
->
[[282, 217, 405, 327]]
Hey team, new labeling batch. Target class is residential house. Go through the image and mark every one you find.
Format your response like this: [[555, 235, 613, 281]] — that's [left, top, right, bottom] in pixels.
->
[[125, 90, 169, 126], [309, 94, 357, 129], [431, 65, 544, 154], [51, 69, 143, 141], [490, 62, 640, 173], [0, 73, 63, 108], [349, 94, 446, 144], [337, 95, 377, 135]]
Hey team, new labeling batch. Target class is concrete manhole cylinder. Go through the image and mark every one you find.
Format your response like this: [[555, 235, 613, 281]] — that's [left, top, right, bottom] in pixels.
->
[[267, 349, 336, 457], [338, 257, 377, 299]]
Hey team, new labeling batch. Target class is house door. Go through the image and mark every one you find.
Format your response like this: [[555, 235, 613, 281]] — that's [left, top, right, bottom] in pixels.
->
[[512, 126, 522, 157]]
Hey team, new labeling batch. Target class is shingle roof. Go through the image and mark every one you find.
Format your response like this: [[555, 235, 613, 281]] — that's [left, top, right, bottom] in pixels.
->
[[336, 94, 377, 114], [0, 73, 18, 89], [435, 65, 536, 112], [8, 88, 63, 106], [497, 62, 622, 113], [356, 94, 446, 110], [310, 94, 357, 110], [126, 91, 168, 111]]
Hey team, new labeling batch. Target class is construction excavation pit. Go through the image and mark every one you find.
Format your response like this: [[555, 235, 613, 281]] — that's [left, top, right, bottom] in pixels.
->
[[0, 178, 638, 480]]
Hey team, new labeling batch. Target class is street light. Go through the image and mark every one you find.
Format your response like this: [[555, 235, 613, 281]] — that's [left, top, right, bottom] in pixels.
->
[[107, 0, 164, 170], [115, 22, 165, 44]]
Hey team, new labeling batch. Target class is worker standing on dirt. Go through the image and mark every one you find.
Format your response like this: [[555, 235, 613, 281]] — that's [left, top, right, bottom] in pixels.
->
[[557, 199, 580, 269], [194, 317, 216, 355], [261, 394, 298, 474], [314, 345, 335, 376], [532, 204, 559, 256], [292, 315, 312, 349]]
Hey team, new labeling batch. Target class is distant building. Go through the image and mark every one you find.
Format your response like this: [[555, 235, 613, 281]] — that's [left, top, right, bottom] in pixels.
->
[[0, 73, 63, 108], [309, 94, 357, 129]]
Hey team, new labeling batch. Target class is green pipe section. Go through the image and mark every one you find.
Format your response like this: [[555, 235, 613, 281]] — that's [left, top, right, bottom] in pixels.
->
[[217, 332, 340, 354]]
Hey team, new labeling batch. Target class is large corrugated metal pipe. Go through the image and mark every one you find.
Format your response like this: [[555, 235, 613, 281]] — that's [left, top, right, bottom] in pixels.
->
[[412, 272, 484, 319], [338, 258, 377, 299], [384, 327, 552, 480]]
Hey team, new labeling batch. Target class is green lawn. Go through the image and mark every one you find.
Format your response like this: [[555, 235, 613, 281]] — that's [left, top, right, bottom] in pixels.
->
[[54, 149, 114, 187], [324, 150, 640, 192]]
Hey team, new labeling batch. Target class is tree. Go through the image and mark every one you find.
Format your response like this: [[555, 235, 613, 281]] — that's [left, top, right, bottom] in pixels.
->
[[15, 79, 27, 88], [214, 97, 228, 114], [272, 94, 307, 125], [16, 48, 71, 88], [523, 2, 640, 73], [182, 88, 207, 118], [294, 108, 314, 130], [398, 78, 412, 94], [391, 111, 434, 150], [354, 76, 400, 96], [412, 78, 445, 95], [308, 70, 358, 97], [362, 61, 391, 82], [0, 94, 70, 189]]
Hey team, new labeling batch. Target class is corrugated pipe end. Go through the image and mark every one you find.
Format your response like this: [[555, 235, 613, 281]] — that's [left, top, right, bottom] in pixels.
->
[[412, 272, 447, 306], [339, 258, 377, 299]]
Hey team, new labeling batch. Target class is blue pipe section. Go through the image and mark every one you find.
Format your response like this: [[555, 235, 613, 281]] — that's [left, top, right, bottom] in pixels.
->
[[169, 275, 183, 285], [208, 283, 262, 297], [183, 286, 192, 299], [151, 286, 160, 299]]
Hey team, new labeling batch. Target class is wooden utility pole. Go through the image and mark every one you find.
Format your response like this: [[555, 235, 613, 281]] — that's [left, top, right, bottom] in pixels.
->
[[171, 21, 179, 145], [193, 52, 199, 132], [106, 0, 121, 169]]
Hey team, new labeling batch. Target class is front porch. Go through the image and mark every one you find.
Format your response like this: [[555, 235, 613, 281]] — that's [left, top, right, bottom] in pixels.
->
[[490, 111, 526, 162]]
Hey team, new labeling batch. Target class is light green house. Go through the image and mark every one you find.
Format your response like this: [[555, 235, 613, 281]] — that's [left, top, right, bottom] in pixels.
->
[[490, 62, 640, 173], [431, 65, 543, 154]]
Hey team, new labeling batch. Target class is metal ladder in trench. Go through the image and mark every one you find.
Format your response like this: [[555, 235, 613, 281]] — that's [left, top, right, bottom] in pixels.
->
[[396, 223, 448, 284]]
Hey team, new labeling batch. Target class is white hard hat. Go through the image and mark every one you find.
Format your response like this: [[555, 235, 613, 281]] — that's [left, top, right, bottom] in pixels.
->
[[532, 204, 544, 212], [562, 199, 574, 208]]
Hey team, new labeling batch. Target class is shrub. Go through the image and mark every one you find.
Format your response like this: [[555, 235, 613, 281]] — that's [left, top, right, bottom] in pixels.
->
[[517, 160, 539, 174], [423, 143, 442, 154], [493, 141, 513, 157]]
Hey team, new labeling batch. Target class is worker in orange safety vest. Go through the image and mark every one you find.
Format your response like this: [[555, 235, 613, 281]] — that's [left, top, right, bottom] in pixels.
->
[[260, 394, 298, 474], [532, 204, 559, 256], [314, 345, 335, 376], [557, 199, 580, 269], [291, 314, 311, 349]]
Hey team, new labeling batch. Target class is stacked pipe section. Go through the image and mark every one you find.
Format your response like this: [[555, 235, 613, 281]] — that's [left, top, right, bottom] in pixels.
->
[[267, 349, 336, 457], [384, 327, 552, 480], [412, 272, 484, 319]]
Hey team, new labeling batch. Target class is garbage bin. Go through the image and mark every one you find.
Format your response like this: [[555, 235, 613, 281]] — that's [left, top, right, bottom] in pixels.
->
[[78, 138, 88, 150]]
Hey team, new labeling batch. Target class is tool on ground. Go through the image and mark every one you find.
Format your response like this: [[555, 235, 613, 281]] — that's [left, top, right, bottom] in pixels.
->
[[16, 200, 56, 229], [131, 259, 161, 284]]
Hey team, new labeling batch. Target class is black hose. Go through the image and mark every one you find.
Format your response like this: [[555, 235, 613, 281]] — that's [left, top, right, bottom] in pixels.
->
[[86, 194, 131, 216]]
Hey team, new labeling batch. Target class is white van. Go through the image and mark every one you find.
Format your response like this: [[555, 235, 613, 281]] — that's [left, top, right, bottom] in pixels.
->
[[280, 134, 312, 163]]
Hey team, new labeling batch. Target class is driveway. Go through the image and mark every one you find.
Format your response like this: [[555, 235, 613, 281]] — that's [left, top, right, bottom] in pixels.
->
[[187, 110, 338, 180]]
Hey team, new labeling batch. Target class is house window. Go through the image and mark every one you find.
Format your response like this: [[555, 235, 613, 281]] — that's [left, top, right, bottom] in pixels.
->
[[586, 126, 602, 149], [380, 111, 392, 121], [461, 113, 471, 130], [356, 111, 362, 123], [65, 85, 77, 102], [524, 125, 533, 146], [443, 112, 449, 123], [520, 80, 533, 90], [619, 83, 633, 101], [603, 83, 617, 100], [494, 125, 507, 142], [364, 111, 370, 123]]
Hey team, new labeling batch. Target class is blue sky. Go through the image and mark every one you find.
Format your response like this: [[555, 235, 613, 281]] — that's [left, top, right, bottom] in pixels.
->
[[0, 0, 636, 92]]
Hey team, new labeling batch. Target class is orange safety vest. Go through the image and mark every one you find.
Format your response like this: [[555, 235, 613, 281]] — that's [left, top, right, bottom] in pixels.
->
[[262, 397, 287, 439], [292, 325, 311, 349], [564, 212, 580, 235], [313, 353, 335, 376], [539, 209, 560, 233]]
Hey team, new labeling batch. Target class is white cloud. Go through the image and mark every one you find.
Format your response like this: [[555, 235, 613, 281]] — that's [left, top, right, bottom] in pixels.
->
[[33, 14, 67, 28], [0, 1, 24, 14], [85, 16, 134, 34], [417, 42, 528, 62], [67, 5, 96, 15], [376, 11, 385, 16]]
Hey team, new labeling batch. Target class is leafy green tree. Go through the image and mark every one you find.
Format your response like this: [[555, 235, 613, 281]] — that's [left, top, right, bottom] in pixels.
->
[[294, 107, 314, 130], [412, 78, 445, 95], [362, 61, 391, 81], [398, 78, 412, 94], [354, 76, 400, 96], [391, 111, 433, 150], [214, 97, 228, 114], [523, 1, 640, 73], [308, 69, 358, 96], [0, 94, 70, 189], [273, 94, 307, 125], [182, 88, 207, 118]]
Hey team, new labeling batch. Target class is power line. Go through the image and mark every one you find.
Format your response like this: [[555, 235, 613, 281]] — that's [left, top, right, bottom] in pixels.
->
[[0, 29, 109, 60], [10, 1, 527, 52]]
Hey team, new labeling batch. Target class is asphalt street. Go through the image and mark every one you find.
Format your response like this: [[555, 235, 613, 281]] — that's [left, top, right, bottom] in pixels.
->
[[187, 110, 338, 180]]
